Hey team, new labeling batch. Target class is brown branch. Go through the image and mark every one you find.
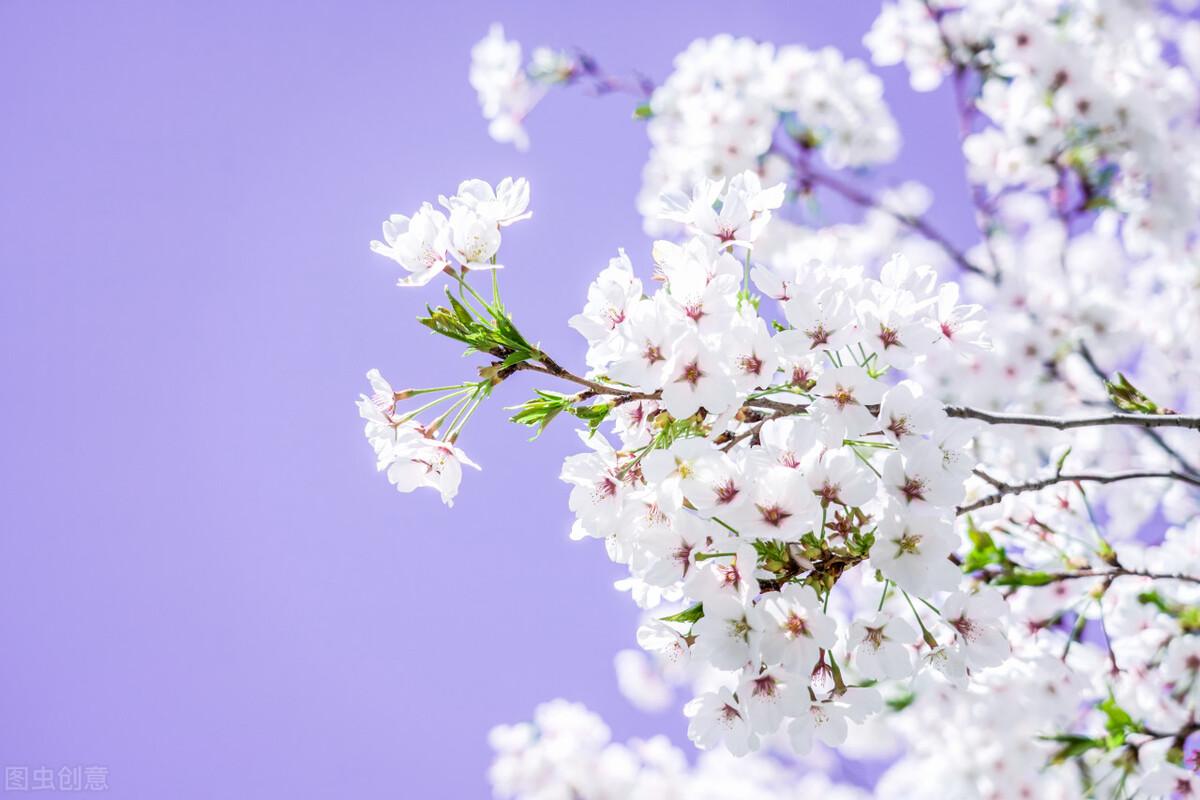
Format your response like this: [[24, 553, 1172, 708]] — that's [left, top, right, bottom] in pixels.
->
[[958, 468, 1200, 515], [500, 358, 660, 402], [1036, 569, 1200, 586], [743, 397, 809, 414], [975, 564, 1200, 587], [946, 406, 1200, 431]]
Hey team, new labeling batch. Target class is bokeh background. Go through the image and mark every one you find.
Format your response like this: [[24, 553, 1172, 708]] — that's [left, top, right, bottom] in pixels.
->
[[0, 2, 978, 796]]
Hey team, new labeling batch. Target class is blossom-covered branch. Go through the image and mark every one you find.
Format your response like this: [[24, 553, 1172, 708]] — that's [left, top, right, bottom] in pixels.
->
[[360, 7, 1200, 797]]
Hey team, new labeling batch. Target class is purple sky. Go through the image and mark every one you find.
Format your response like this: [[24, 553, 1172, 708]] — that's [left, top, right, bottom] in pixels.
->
[[0, 2, 976, 796]]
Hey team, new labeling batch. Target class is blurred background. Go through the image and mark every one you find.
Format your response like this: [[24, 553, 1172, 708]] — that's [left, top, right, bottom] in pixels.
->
[[0, 2, 977, 796]]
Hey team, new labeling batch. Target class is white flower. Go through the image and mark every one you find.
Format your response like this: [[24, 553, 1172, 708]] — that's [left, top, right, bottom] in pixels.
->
[[358, 370, 425, 469], [738, 666, 791, 735], [470, 25, 540, 151], [926, 282, 988, 358], [848, 612, 918, 679], [606, 296, 683, 392], [385, 438, 480, 507], [858, 288, 931, 369], [782, 288, 857, 353], [725, 317, 780, 393], [369, 203, 452, 287], [445, 206, 502, 271], [686, 587, 758, 671], [879, 253, 938, 301], [785, 697, 849, 755], [1163, 636, 1200, 705], [881, 440, 966, 510], [877, 380, 945, 449], [636, 620, 691, 667], [1139, 764, 1200, 799], [678, 449, 748, 516], [560, 434, 628, 538], [686, 543, 760, 605], [757, 584, 836, 673], [921, 644, 968, 687], [870, 508, 961, 597], [806, 447, 877, 508], [660, 337, 736, 419], [684, 687, 758, 755], [568, 249, 643, 369], [729, 463, 818, 540], [659, 172, 785, 248], [440, 176, 532, 228], [942, 588, 1010, 670], [758, 417, 820, 470], [657, 238, 740, 336], [810, 365, 887, 445], [639, 512, 709, 588]]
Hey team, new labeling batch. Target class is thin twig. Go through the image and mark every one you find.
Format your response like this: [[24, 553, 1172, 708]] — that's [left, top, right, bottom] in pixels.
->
[[502, 358, 660, 402], [743, 397, 809, 414], [1037, 569, 1199, 586], [946, 406, 1200, 431], [958, 468, 1200, 515], [974, 564, 1200, 587]]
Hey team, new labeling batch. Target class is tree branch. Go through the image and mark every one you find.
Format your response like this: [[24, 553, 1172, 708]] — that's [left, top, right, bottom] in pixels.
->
[[946, 406, 1200, 431], [1031, 568, 1199, 587], [958, 468, 1200, 515], [500, 358, 660, 402]]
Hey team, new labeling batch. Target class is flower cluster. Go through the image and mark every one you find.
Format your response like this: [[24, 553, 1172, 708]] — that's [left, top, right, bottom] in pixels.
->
[[369, 176, 530, 286], [866, 0, 1200, 256], [469, 24, 575, 151], [554, 172, 1004, 758], [638, 35, 900, 233], [361, 176, 535, 505], [466, 26, 900, 235], [469, 24, 645, 152], [361, 9, 1200, 796], [489, 699, 869, 800], [866, 515, 1200, 799], [356, 368, 480, 507]]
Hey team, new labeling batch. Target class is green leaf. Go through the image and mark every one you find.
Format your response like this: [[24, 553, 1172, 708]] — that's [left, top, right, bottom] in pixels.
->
[[1104, 372, 1160, 414], [508, 390, 571, 439], [753, 539, 792, 574], [1055, 447, 1072, 474], [1098, 695, 1140, 748], [570, 401, 612, 437], [498, 349, 535, 370], [1137, 590, 1170, 613], [1180, 606, 1200, 633], [660, 603, 703, 624], [1097, 537, 1118, 566], [993, 570, 1056, 587], [962, 521, 1010, 573], [445, 290, 474, 326], [632, 102, 653, 120], [508, 391, 611, 440], [1135, 590, 1200, 630], [886, 691, 916, 712], [1041, 734, 1105, 764]]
